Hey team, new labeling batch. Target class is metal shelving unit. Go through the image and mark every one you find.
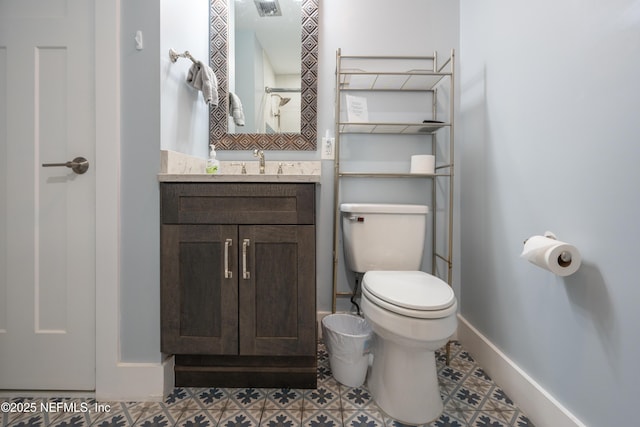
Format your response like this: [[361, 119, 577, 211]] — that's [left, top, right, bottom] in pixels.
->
[[331, 48, 455, 313]]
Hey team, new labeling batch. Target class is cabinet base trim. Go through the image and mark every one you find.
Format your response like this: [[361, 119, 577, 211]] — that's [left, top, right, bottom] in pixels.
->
[[174, 355, 317, 389], [174, 366, 317, 389]]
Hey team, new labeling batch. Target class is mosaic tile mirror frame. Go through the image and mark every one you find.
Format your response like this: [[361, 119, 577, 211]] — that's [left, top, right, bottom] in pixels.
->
[[209, 0, 319, 150]]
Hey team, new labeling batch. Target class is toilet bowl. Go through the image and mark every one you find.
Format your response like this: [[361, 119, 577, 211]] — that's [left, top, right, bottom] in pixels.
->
[[362, 270, 457, 425], [339, 203, 458, 424]]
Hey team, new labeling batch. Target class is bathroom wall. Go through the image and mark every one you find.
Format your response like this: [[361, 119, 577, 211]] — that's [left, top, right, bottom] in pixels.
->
[[120, 0, 162, 362], [459, 1, 640, 425], [120, 0, 210, 362], [160, 0, 211, 155], [118, 0, 460, 360], [315, 0, 461, 312], [214, 0, 461, 313]]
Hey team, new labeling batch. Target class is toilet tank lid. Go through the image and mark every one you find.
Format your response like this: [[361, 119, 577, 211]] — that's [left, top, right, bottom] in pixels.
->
[[340, 203, 429, 214]]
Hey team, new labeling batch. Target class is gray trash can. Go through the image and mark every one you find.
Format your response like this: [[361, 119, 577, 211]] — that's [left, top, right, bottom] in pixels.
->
[[321, 314, 373, 387]]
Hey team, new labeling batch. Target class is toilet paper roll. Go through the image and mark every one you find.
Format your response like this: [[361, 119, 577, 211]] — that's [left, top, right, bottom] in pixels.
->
[[410, 155, 435, 174], [520, 235, 581, 276]]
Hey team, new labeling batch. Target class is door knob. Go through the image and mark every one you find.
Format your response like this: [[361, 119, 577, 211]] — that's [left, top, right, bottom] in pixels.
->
[[42, 156, 89, 175]]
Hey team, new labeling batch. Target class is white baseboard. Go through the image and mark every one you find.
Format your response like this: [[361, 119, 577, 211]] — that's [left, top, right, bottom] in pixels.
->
[[163, 355, 175, 398], [95, 359, 172, 402], [457, 314, 586, 427]]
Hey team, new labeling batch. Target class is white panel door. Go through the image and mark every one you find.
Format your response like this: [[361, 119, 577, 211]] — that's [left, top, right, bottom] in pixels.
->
[[0, 0, 96, 390]]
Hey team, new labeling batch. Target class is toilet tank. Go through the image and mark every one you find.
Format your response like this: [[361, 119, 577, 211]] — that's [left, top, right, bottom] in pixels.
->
[[340, 203, 429, 273]]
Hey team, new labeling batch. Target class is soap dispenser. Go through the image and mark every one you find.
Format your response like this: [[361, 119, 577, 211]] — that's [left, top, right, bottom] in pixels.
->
[[206, 144, 220, 174]]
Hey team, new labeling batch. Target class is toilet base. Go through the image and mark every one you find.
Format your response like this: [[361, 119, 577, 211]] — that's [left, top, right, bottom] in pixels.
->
[[367, 336, 443, 425]]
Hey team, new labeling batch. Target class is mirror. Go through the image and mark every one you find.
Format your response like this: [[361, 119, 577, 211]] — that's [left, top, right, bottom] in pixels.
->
[[231, 0, 301, 135], [209, 0, 318, 150]]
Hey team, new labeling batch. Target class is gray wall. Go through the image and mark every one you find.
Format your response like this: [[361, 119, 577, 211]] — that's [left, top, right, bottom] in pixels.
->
[[120, 0, 211, 362], [117, 2, 640, 424], [459, 0, 640, 425], [120, 0, 162, 363], [200, 0, 460, 315], [119, 0, 460, 360], [315, 0, 461, 312]]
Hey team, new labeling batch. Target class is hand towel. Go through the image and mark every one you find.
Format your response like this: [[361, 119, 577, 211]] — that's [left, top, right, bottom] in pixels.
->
[[229, 92, 246, 126], [187, 61, 219, 106]]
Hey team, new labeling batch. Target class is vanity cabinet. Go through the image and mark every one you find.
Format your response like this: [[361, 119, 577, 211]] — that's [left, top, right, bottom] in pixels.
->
[[160, 182, 316, 388]]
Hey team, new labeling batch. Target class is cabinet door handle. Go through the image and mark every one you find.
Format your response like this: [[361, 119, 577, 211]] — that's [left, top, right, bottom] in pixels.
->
[[242, 239, 250, 279], [224, 238, 233, 279]]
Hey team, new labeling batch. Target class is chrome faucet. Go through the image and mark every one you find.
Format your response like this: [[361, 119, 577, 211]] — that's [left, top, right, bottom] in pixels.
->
[[253, 149, 265, 174], [230, 161, 247, 174], [277, 162, 294, 175]]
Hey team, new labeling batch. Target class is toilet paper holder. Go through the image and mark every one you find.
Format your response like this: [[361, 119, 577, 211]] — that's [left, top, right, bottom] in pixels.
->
[[522, 230, 557, 245], [557, 250, 572, 267], [521, 231, 581, 276], [523, 231, 572, 265]]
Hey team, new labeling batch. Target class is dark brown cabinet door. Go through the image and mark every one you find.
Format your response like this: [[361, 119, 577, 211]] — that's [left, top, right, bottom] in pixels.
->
[[161, 224, 239, 355], [238, 225, 316, 356]]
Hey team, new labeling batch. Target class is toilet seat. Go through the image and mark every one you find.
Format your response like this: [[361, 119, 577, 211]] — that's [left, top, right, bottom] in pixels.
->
[[362, 271, 457, 319]]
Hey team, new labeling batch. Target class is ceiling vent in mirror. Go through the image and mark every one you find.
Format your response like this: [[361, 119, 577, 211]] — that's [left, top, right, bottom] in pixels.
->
[[254, 0, 282, 17]]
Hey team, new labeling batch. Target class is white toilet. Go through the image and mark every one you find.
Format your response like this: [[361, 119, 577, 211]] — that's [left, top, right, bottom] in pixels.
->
[[340, 203, 458, 425]]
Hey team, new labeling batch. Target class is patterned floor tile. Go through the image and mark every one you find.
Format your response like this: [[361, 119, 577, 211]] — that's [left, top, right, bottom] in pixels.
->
[[450, 385, 488, 412], [439, 378, 462, 402], [317, 345, 329, 364], [4, 340, 536, 427], [132, 401, 183, 427], [226, 388, 268, 411], [264, 389, 304, 411], [448, 358, 477, 379], [441, 396, 472, 426], [427, 413, 468, 427], [440, 364, 468, 383], [192, 388, 231, 411], [339, 386, 375, 411], [380, 412, 429, 427], [317, 365, 333, 383], [113, 401, 158, 426], [176, 409, 223, 427], [261, 409, 303, 427], [302, 384, 341, 411], [302, 410, 343, 427], [1, 397, 46, 427], [165, 388, 196, 409], [5, 414, 44, 427], [512, 411, 535, 427], [466, 411, 512, 427], [487, 387, 516, 411], [219, 409, 262, 427], [343, 409, 385, 427], [460, 374, 493, 399], [48, 410, 95, 427]]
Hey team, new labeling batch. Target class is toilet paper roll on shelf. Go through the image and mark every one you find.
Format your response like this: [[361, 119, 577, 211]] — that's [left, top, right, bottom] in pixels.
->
[[410, 155, 435, 174], [520, 232, 581, 276]]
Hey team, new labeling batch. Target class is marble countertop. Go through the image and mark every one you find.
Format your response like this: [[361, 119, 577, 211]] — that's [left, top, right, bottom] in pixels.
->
[[158, 150, 321, 183]]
